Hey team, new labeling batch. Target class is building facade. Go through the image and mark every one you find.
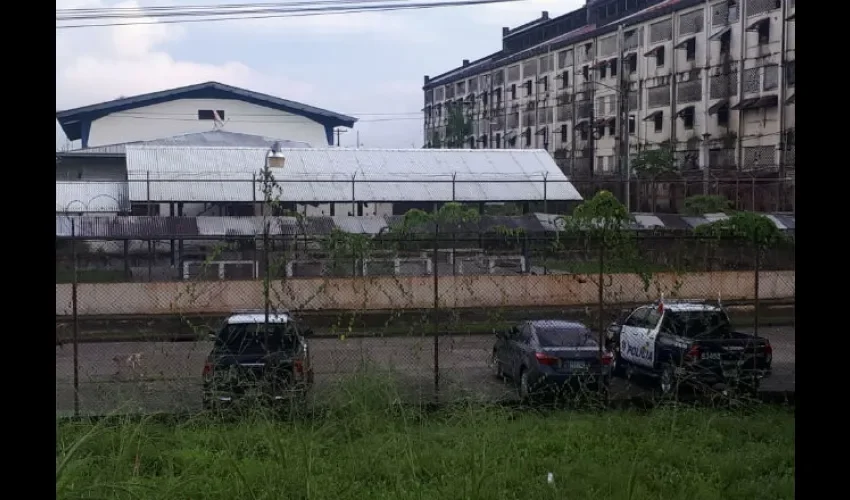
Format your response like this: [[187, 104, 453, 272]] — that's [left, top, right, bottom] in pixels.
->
[[57, 81, 358, 149], [423, 0, 795, 210]]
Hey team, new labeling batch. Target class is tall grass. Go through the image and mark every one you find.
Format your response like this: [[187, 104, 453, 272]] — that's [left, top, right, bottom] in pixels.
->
[[57, 370, 795, 500]]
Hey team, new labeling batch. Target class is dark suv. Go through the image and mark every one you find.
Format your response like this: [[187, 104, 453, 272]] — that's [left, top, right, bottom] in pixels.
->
[[202, 311, 314, 409]]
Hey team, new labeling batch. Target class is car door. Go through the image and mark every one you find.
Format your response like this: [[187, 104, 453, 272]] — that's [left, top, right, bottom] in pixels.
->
[[508, 323, 533, 379], [495, 324, 520, 375], [620, 307, 651, 368], [640, 307, 664, 369]]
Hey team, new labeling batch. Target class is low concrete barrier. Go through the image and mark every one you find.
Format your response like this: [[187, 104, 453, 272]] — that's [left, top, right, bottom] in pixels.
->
[[56, 271, 795, 317]]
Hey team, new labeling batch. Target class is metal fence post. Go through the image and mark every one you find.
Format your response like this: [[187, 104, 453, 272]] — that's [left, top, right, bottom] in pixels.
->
[[753, 244, 760, 338], [71, 217, 80, 417], [433, 223, 440, 402], [597, 241, 605, 380]]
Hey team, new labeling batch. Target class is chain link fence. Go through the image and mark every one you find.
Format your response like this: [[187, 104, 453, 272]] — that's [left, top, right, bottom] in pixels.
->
[[56, 217, 795, 417]]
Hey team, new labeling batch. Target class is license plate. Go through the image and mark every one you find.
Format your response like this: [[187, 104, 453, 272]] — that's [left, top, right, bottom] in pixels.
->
[[567, 361, 587, 370]]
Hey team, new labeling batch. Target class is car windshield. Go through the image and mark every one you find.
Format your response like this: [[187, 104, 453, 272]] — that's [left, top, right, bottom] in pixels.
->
[[217, 323, 299, 353], [663, 311, 731, 338], [536, 325, 597, 347]]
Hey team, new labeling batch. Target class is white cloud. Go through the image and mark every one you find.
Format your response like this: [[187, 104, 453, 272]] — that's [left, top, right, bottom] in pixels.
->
[[216, 10, 433, 42], [54, 1, 449, 148], [55, 0, 319, 145], [475, 0, 585, 27]]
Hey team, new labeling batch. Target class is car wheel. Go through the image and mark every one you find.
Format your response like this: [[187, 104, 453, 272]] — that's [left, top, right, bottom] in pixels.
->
[[490, 351, 504, 380], [612, 353, 625, 377], [659, 364, 676, 397]]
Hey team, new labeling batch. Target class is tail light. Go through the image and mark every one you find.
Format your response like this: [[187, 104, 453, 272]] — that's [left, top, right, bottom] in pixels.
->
[[535, 352, 559, 366], [601, 351, 614, 366], [293, 359, 304, 376], [684, 345, 701, 361], [202, 360, 213, 377]]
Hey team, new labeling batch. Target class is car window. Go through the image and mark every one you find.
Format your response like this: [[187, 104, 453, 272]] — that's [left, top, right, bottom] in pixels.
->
[[662, 310, 731, 338], [645, 307, 663, 329], [217, 323, 299, 354], [536, 325, 597, 347], [624, 307, 649, 327], [518, 324, 533, 344]]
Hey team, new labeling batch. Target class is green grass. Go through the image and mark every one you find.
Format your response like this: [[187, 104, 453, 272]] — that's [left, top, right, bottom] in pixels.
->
[[57, 376, 795, 500]]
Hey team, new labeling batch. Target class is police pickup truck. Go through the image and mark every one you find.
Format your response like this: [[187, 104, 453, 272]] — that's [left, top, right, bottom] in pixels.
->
[[605, 300, 772, 395]]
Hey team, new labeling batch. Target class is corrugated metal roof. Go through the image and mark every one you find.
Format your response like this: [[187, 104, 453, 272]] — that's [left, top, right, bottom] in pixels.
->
[[56, 182, 129, 212], [773, 214, 795, 230], [534, 213, 567, 232], [124, 147, 583, 203], [632, 214, 665, 229], [55, 216, 198, 238], [196, 216, 266, 236], [331, 216, 389, 235], [60, 131, 310, 158]]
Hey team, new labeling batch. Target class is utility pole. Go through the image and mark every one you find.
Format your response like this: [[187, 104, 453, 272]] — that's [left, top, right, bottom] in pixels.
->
[[335, 128, 348, 146], [617, 24, 630, 212]]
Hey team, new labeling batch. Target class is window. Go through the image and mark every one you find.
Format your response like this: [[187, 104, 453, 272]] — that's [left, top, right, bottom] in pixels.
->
[[662, 311, 731, 338], [786, 61, 795, 87], [627, 53, 638, 74], [579, 126, 589, 141], [524, 128, 532, 146], [468, 137, 475, 149], [655, 46, 666, 67], [654, 112, 664, 132], [540, 76, 549, 92], [644, 308, 662, 329], [510, 84, 517, 100], [600, 64, 607, 79], [536, 325, 596, 347], [757, 21, 770, 45], [625, 307, 650, 327], [717, 106, 729, 127], [217, 323, 299, 355], [560, 124, 568, 142], [685, 39, 696, 61], [560, 70, 570, 89], [628, 115, 636, 134], [495, 134, 502, 148], [717, 31, 731, 56], [198, 109, 225, 120], [481, 91, 489, 105], [681, 107, 695, 129], [131, 203, 160, 216], [607, 119, 616, 136], [495, 88, 503, 105], [524, 80, 533, 96], [582, 65, 590, 80], [610, 58, 618, 77], [481, 135, 488, 147]]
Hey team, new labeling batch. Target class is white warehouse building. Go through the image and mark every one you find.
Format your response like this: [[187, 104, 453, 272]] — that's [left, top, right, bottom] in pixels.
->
[[56, 81, 358, 149]]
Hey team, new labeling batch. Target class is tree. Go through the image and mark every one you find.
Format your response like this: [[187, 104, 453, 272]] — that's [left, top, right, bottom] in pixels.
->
[[694, 212, 785, 250], [444, 104, 472, 148], [632, 147, 676, 211], [681, 195, 732, 216]]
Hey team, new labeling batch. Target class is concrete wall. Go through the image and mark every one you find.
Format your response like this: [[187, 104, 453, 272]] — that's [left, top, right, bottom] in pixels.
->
[[56, 270, 795, 317]]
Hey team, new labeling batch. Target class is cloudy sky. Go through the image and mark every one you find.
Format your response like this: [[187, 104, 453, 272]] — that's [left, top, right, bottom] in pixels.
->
[[56, 0, 585, 149]]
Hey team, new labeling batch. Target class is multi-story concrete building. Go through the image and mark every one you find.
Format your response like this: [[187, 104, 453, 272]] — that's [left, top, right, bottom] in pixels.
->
[[423, 0, 795, 211]]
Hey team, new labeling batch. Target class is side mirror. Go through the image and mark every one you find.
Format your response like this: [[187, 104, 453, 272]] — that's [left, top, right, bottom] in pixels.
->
[[605, 323, 622, 339]]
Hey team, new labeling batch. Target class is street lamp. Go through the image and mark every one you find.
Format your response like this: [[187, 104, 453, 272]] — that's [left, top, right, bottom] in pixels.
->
[[267, 141, 286, 169]]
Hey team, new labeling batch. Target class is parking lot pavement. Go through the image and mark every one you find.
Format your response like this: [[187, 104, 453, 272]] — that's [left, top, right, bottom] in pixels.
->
[[55, 326, 795, 416]]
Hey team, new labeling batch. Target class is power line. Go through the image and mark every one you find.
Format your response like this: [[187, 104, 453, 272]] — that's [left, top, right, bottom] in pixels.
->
[[56, 0, 520, 29]]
